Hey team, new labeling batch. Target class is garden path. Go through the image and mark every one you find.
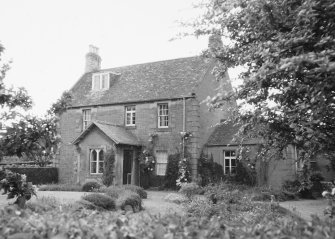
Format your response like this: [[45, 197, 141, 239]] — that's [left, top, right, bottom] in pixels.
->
[[280, 199, 328, 221], [0, 190, 184, 215]]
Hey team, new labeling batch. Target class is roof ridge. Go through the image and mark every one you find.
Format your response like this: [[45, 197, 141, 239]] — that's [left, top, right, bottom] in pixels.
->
[[99, 56, 202, 71]]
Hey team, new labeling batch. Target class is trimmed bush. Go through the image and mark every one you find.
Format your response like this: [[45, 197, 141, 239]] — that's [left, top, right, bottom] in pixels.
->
[[105, 186, 124, 199], [122, 185, 147, 199], [38, 184, 82, 191], [6, 167, 58, 184], [81, 193, 116, 210], [116, 190, 142, 212], [82, 181, 101, 192]]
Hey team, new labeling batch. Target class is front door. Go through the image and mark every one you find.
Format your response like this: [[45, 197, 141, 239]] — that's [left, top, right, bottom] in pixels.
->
[[123, 150, 133, 184]]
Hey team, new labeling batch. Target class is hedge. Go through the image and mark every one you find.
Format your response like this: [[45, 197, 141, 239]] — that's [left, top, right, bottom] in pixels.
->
[[6, 167, 58, 185]]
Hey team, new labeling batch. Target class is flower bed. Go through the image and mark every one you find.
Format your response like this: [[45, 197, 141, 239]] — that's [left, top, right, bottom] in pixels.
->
[[1, 202, 334, 238]]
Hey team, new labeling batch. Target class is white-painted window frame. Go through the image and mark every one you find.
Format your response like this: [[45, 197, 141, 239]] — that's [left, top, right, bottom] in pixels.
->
[[91, 73, 110, 91], [156, 150, 168, 176], [125, 105, 136, 126], [89, 148, 104, 174], [158, 103, 169, 128], [82, 109, 91, 130], [223, 150, 237, 175]]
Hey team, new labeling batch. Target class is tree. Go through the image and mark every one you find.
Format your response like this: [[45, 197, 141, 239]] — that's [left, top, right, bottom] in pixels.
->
[[190, 0, 335, 163], [0, 43, 32, 114], [48, 90, 72, 115], [0, 115, 61, 166]]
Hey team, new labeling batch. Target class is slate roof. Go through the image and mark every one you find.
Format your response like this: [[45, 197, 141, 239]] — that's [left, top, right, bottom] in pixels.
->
[[206, 122, 259, 146], [72, 121, 141, 146], [70, 56, 214, 107]]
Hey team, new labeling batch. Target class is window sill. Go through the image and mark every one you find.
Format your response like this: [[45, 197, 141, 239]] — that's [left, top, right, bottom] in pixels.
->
[[156, 127, 172, 132], [125, 126, 137, 130]]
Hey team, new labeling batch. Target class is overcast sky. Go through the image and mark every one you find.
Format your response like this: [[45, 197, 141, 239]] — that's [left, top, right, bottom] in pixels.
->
[[0, 1, 244, 117]]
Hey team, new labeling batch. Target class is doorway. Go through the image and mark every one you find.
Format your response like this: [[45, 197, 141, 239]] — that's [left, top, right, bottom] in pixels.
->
[[123, 149, 133, 184]]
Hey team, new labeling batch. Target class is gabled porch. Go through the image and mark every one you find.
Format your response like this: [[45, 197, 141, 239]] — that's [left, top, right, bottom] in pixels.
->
[[72, 121, 142, 185]]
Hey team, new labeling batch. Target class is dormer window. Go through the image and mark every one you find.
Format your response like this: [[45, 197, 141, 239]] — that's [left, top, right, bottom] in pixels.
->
[[92, 73, 110, 91]]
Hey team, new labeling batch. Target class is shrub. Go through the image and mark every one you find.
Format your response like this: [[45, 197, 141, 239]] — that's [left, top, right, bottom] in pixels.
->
[[122, 184, 147, 199], [185, 197, 218, 218], [164, 153, 180, 189], [0, 169, 36, 208], [82, 181, 101, 192], [116, 190, 142, 212], [105, 186, 124, 198], [164, 193, 188, 204], [38, 184, 82, 191], [309, 171, 325, 198], [232, 160, 257, 186], [282, 179, 301, 193], [26, 196, 60, 213], [81, 193, 116, 210], [179, 182, 200, 199], [198, 152, 223, 186], [102, 149, 115, 186], [203, 182, 246, 204]]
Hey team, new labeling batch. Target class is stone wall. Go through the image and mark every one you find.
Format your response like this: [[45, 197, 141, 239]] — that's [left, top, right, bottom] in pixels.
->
[[57, 98, 206, 184]]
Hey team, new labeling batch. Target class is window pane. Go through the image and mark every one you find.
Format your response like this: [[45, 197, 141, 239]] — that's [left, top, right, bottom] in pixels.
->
[[99, 150, 104, 161], [126, 113, 131, 125], [91, 150, 97, 162], [225, 151, 231, 157], [91, 162, 97, 173], [101, 74, 109, 89], [156, 151, 168, 175], [158, 104, 169, 127], [156, 151, 168, 163], [231, 159, 236, 167], [225, 158, 230, 166], [231, 151, 236, 157], [101, 78, 106, 89], [98, 162, 104, 173], [156, 164, 167, 176], [93, 75, 100, 90]]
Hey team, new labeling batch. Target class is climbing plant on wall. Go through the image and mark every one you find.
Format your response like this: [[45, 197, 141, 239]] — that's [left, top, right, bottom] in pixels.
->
[[102, 149, 115, 186]]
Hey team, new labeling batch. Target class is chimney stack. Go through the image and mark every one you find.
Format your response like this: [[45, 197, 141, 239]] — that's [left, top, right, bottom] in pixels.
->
[[85, 45, 101, 73]]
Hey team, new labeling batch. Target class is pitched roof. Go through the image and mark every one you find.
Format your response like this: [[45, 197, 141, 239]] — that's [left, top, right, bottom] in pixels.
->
[[206, 122, 259, 146], [72, 121, 141, 146], [70, 56, 213, 107]]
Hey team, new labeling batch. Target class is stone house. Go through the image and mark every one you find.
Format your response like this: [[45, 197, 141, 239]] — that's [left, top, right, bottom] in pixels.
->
[[57, 45, 231, 186], [204, 122, 335, 189]]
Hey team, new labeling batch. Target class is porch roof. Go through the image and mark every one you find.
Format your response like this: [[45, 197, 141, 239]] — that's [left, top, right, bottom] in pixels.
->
[[72, 121, 141, 146]]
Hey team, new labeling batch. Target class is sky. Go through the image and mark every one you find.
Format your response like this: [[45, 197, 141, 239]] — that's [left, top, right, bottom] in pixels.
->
[[1, 0, 242, 116]]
